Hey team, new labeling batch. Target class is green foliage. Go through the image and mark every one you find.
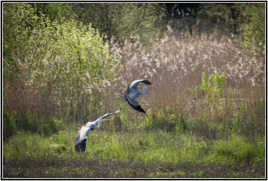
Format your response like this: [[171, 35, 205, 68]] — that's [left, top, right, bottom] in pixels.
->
[[200, 3, 265, 54], [46, 20, 119, 122], [6, 129, 263, 167], [144, 106, 186, 132], [3, 130, 207, 164], [231, 112, 241, 134], [40, 117, 64, 136], [31, 3, 76, 23], [3, 3, 120, 123], [111, 4, 165, 46], [72, 4, 165, 45], [3, 109, 63, 139], [3, 110, 18, 140], [194, 72, 226, 120], [195, 72, 225, 99], [21, 110, 39, 133], [3, 129, 264, 177], [198, 4, 238, 33], [175, 114, 186, 135], [235, 3, 265, 54], [205, 134, 265, 165], [3, 3, 50, 81], [49, 143, 67, 154]]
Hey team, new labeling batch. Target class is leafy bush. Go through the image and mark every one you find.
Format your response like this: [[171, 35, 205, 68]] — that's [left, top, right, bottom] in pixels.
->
[[72, 4, 165, 45], [144, 107, 174, 131], [205, 134, 265, 165], [199, 3, 265, 54], [3, 4, 120, 123], [3, 109, 63, 139], [19, 110, 39, 133], [3, 110, 18, 140], [236, 4, 265, 54], [40, 116, 64, 136]]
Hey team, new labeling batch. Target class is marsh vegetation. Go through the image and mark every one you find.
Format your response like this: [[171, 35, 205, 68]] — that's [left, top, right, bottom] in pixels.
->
[[3, 3, 265, 178]]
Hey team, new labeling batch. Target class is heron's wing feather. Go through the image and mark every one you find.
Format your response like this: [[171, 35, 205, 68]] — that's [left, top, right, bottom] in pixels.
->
[[129, 79, 152, 90], [126, 95, 140, 107], [129, 79, 144, 89], [128, 79, 151, 99], [126, 84, 149, 101], [114, 109, 121, 114], [75, 126, 90, 145], [127, 89, 141, 100], [101, 113, 114, 119], [142, 85, 149, 95], [93, 110, 121, 128], [75, 132, 81, 145]]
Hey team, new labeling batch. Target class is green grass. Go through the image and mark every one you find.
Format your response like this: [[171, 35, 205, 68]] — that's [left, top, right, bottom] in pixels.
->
[[203, 134, 265, 165], [4, 128, 265, 165], [3, 128, 265, 178]]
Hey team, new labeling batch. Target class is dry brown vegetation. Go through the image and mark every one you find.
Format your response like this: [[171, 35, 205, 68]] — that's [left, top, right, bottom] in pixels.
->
[[103, 30, 265, 137]]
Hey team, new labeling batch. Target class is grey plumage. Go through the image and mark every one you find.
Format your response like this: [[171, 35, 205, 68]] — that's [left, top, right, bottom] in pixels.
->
[[75, 109, 121, 152], [124, 79, 152, 113]]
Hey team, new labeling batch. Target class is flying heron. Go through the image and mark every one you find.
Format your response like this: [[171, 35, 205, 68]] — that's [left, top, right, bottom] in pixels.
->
[[75, 109, 121, 152], [124, 79, 152, 114]]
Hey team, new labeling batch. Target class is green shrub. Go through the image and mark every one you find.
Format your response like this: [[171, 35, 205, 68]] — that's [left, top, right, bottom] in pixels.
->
[[3, 110, 18, 140], [194, 72, 225, 100], [20, 110, 39, 133], [237, 4, 265, 54], [3, 109, 63, 139], [4, 4, 120, 123], [40, 116, 64, 136], [175, 114, 186, 135], [230, 112, 241, 134], [205, 134, 265, 165], [144, 106, 182, 131], [49, 143, 67, 154]]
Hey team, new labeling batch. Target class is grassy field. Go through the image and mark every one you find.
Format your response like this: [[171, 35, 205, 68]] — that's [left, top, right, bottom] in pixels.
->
[[3, 128, 265, 178]]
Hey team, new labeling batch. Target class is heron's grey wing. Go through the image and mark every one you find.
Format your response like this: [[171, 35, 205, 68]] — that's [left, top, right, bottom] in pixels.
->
[[92, 112, 114, 128], [142, 85, 149, 95], [127, 88, 142, 100], [75, 125, 91, 145], [126, 95, 141, 107], [113, 109, 121, 114], [99, 110, 121, 119], [101, 112, 114, 119], [126, 84, 149, 101], [128, 79, 151, 98], [129, 79, 144, 90], [75, 130, 81, 145], [129, 79, 152, 89], [94, 113, 113, 123]]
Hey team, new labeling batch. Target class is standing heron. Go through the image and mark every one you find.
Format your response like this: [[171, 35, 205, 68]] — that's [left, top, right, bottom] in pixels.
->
[[75, 109, 121, 152], [124, 79, 152, 114]]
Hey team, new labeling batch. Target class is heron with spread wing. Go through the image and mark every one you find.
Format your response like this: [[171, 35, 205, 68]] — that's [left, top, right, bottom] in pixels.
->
[[75, 109, 121, 152], [124, 79, 152, 114]]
